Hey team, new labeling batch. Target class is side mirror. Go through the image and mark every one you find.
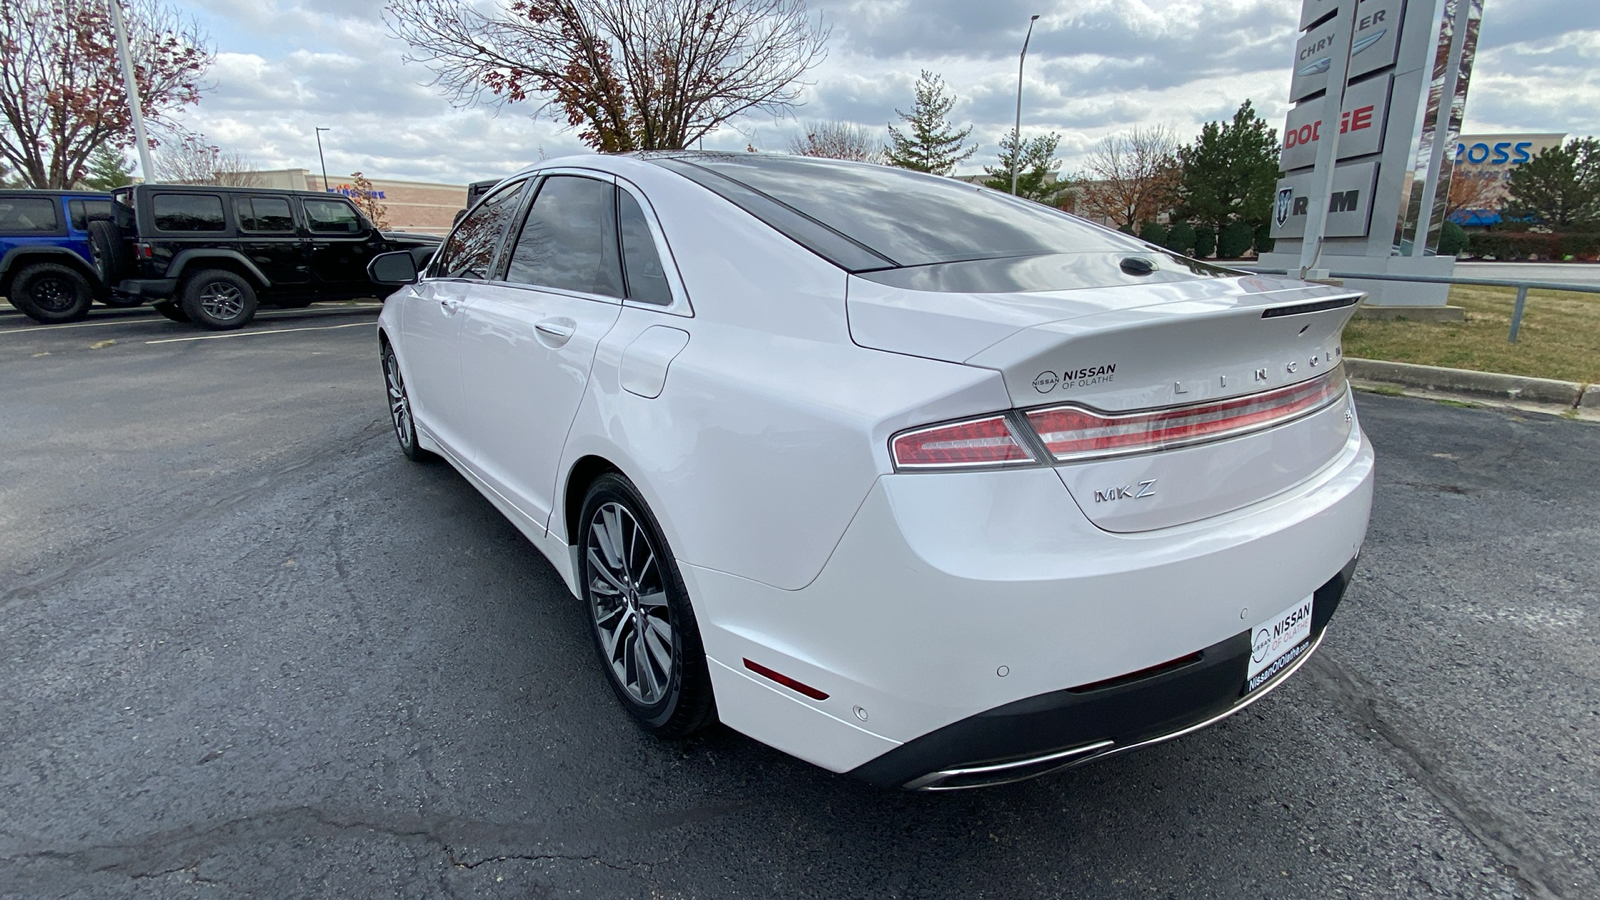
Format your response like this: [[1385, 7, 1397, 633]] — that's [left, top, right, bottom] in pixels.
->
[[369, 250, 418, 285]]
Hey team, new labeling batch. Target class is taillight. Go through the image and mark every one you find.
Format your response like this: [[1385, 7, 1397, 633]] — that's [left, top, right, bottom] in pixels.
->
[[135, 242, 153, 260], [1025, 368, 1346, 463], [891, 414, 1036, 470]]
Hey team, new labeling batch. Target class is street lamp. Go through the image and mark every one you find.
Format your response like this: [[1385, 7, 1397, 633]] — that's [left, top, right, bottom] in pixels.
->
[[314, 127, 331, 192], [1011, 14, 1041, 196]]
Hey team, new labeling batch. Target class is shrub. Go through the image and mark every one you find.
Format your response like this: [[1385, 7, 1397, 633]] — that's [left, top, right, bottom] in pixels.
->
[[1253, 222, 1275, 255], [1558, 232, 1600, 260], [1466, 231, 1561, 260], [1437, 221, 1467, 256], [1138, 221, 1168, 246], [1192, 226, 1217, 259], [1165, 221, 1197, 255], [1117, 222, 1135, 234], [1218, 221, 1255, 258]]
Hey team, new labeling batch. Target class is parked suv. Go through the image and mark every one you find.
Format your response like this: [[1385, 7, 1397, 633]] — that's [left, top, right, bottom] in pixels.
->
[[104, 184, 441, 329], [0, 190, 142, 323]]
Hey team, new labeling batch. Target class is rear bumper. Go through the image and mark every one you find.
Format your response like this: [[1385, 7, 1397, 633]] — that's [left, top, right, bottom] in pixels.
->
[[850, 556, 1355, 789], [116, 278, 177, 299], [682, 420, 1374, 783]]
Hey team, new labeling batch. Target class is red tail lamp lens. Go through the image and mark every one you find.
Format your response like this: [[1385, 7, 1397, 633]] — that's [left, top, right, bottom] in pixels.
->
[[1026, 370, 1345, 462], [891, 415, 1035, 470]]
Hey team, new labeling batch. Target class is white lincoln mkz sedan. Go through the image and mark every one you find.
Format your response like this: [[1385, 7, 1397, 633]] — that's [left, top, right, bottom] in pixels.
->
[[369, 153, 1373, 790]]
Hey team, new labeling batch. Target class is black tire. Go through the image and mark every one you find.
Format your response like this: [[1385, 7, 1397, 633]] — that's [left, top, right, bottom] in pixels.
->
[[380, 342, 436, 462], [577, 474, 715, 738], [87, 220, 132, 286], [9, 262, 93, 323], [179, 269, 258, 330], [152, 301, 191, 323]]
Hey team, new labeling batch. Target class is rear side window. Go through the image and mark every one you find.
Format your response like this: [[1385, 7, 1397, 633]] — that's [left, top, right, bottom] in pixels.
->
[[504, 175, 623, 298], [68, 199, 111, 231], [617, 191, 672, 305], [303, 199, 362, 234], [0, 197, 61, 233], [236, 197, 295, 233], [153, 194, 226, 232], [431, 179, 526, 280]]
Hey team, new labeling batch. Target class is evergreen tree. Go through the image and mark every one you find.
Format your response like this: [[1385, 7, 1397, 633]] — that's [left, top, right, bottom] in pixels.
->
[[981, 131, 1069, 203], [1504, 137, 1600, 229], [1174, 100, 1281, 232], [1165, 221, 1196, 255], [81, 145, 136, 191], [885, 70, 976, 175]]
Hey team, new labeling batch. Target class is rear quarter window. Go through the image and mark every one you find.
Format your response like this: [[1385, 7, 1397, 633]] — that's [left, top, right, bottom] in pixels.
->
[[0, 197, 61, 233], [153, 194, 227, 232]]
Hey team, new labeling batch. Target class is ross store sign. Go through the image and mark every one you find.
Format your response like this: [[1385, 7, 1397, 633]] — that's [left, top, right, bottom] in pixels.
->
[[1270, 160, 1379, 239], [1281, 75, 1392, 172], [1289, 0, 1405, 103]]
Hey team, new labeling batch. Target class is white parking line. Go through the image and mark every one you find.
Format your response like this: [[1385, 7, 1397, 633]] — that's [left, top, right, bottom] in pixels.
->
[[0, 304, 382, 337], [145, 321, 373, 344]]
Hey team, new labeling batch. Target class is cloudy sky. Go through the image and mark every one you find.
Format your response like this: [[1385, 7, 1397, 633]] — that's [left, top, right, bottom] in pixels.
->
[[170, 0, 1598, 186]]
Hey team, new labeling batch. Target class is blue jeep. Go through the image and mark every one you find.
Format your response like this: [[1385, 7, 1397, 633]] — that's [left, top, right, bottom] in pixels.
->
[[0, 190, 139, 323]]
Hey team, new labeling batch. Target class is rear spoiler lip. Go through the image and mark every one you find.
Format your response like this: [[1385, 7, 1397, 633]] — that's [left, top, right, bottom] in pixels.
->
[[1261, 296, 1361, 318]]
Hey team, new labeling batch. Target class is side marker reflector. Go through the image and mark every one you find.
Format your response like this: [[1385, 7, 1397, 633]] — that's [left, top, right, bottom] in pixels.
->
[[743, 658, 830, 701]]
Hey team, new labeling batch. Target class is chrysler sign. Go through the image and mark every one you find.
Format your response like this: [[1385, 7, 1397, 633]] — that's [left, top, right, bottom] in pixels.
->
[[1269, 160, 1379, 239], [1289, 0, 1405, 103], [1280, 75, 1393, 171]]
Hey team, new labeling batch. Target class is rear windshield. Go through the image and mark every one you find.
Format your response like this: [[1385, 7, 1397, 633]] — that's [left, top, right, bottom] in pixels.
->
[[651, 154, 1135, 271]]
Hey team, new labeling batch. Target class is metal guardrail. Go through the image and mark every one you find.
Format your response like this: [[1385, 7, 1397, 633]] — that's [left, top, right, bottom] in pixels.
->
[[1252, 269, 1600, 343]]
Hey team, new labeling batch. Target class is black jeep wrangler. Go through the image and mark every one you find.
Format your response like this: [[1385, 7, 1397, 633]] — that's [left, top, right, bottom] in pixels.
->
[[104, 184, 441, 329]]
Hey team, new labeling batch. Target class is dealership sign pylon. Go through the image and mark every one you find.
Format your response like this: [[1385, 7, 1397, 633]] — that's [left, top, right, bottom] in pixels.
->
[[1260, 0, 1485, 308]]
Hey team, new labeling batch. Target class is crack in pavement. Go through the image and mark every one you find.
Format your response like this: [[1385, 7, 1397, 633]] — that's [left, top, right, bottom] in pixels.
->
[[1306, 650, 1566, 900]]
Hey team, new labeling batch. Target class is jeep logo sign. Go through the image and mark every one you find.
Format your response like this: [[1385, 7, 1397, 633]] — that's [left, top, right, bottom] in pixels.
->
[[1269, 160, 1379, 239]]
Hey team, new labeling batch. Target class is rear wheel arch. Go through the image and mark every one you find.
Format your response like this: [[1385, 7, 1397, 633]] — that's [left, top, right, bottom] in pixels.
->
[[168, 252, 270, 289], [563, 455, 623, 545], [1, 249, 99, 296]]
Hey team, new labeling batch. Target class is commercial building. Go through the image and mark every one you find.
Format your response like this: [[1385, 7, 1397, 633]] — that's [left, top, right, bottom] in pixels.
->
[[244, 169, 470, 233]]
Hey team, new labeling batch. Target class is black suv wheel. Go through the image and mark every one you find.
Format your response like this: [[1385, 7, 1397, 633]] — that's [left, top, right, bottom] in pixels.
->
[[9, 263, 93, 323], [180, 269, 258, 330]]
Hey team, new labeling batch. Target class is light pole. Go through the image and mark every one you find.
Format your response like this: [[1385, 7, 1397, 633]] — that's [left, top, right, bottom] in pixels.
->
[[1011, 14, 1041, 196], [108, 0, 155, 183], [314, 127, 331, 192]]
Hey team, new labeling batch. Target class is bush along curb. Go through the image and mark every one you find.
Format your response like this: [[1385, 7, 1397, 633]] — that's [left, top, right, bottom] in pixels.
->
[[1346, 358, 1595, 411]]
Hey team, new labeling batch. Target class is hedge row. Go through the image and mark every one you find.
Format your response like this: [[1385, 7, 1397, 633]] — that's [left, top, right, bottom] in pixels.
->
[[1133, 220, 1274, 259], [1463, 231, 1600, 261]]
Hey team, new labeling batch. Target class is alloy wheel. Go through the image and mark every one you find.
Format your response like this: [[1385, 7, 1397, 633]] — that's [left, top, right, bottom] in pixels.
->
[[198, 281, 245, 321], [32, 275, 76, 313], [586, 502, 675, 706], [383, 349, 412, 447]]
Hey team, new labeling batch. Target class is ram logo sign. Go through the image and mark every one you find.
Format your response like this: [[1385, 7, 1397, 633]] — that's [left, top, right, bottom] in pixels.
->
[[1269, 160, 1379, 240]]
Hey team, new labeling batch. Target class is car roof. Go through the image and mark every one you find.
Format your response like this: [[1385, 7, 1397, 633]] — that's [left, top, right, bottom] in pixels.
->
[[131, 184, 355, 199], [0, 189, 111, 198]]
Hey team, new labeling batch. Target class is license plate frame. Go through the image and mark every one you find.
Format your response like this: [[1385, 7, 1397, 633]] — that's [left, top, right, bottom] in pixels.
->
[[1245, 595, 1314, 694]]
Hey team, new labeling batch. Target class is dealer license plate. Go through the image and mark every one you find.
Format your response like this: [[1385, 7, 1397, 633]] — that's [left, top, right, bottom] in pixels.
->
[[1245, 596, 1314, 694]]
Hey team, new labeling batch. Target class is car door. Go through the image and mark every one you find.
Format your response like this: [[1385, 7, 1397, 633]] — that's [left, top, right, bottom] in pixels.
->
[[400, 178, 529, 457], [301, 196, 382, 295], [455, 172, 625, 531], [233, 194, 309, 285]]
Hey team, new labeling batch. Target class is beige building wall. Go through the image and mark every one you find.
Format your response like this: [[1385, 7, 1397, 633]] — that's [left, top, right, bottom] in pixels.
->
[[247, 168, 469, 233]]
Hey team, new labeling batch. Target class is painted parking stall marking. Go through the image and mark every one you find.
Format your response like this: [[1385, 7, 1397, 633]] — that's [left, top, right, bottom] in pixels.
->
[[1247, 595, 1314, 693]]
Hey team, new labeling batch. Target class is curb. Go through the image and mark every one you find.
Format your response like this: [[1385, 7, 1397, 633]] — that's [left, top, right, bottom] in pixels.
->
[[1346, 358, 1590, 408]]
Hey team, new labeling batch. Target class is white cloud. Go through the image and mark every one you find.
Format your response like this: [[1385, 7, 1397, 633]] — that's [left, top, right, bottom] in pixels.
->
[[165, 0, 1599, 185]]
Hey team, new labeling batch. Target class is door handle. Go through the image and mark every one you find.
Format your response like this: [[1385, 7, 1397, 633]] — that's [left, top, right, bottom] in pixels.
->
[[440, 298, 460, 314], [535, 318, 576, 344]]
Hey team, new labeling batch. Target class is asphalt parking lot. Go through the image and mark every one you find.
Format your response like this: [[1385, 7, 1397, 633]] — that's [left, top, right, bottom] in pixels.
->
[[1, 302, 1596, 899]]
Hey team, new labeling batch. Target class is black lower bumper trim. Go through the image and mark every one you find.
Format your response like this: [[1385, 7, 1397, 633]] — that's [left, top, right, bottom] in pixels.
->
[[849, 556, 1359, 790]]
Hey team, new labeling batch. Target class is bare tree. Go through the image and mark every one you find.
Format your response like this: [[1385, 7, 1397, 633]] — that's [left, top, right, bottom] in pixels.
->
[[153, 132, 262, 186], [0, 0, 212, 188], [1445, 170, 1504, 220], [346, 171, 391, 230], [788, 120, 881, 162], [385, 0, 828, 152], [1075, 126, 1180, 229]]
